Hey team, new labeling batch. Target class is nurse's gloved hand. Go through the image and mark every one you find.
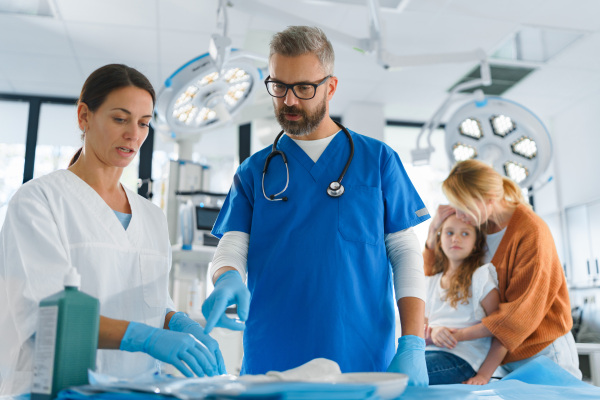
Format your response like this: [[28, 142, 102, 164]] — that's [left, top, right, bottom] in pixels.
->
[[120, 321, 217, 377], [168, 311, 227, 375], [387, 335, 429, 387], [202, 270, 250, 333]]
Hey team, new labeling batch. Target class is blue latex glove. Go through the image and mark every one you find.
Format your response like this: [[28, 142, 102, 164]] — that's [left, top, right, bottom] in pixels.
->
[[387, 335, 429, 387], [120, 321, 217, 377], [202, 270, 250, 333], [168, 311, 227, 375]]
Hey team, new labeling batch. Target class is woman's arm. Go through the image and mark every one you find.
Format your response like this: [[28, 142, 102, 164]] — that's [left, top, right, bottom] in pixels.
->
[[454, 289, 500, 342]]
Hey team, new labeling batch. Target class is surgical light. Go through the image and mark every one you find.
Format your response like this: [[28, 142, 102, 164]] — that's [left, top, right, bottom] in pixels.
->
[[452, 143, 478, 162], [153, 54, 260, 141], [444, 97, 552, 188], [511, 136, 537, 159], [459, 118, 483, 139], [504, 161, 529, 184], [490, 114, 516, 137]]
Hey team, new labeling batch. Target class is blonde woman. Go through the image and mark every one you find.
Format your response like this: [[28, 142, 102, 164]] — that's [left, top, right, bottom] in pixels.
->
[[424, 159, 581, 379]]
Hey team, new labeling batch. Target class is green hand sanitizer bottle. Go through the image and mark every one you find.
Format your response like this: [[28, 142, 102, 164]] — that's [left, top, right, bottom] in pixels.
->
[[31, 267, 100, 400]]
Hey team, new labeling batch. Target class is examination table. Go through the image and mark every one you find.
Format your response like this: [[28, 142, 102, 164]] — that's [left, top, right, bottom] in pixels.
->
[[54, 357, 600, 400]]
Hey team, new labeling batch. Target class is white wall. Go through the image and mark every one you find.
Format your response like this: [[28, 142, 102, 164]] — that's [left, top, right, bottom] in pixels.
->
[[547, 92, 600, 210]]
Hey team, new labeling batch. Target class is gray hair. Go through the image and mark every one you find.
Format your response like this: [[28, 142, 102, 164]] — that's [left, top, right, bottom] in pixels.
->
[[269, 26, 335, 75]]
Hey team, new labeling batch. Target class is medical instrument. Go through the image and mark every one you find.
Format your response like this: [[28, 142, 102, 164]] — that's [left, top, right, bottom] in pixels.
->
[[262, 122, 354, 202], [31, 267, 99, 400]]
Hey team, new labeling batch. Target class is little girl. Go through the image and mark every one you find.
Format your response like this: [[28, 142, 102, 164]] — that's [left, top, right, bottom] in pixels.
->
[[425, 213, 507, 385]]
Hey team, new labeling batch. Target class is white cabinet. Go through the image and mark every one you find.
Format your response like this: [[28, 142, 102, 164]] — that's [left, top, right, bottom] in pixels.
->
[[565, 200, 600, 287]]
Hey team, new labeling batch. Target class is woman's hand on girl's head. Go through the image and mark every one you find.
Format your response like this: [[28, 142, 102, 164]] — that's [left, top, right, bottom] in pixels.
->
[[430, 326, 458, 349], [426, 205, 456, 249]]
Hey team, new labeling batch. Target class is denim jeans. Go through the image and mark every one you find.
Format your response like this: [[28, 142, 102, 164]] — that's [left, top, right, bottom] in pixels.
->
[[426, 350, 476, 385]]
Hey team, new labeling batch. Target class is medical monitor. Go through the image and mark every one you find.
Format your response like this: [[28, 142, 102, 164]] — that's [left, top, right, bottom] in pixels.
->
[[195, 206, 221, 231]]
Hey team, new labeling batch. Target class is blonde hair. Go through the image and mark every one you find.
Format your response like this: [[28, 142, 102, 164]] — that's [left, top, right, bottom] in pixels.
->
[[442, 159, 530, 226], [431, 218, 487, 308]]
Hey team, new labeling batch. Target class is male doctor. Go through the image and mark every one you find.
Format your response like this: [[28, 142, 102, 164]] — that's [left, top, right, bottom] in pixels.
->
[[202, 26, 430, 385]]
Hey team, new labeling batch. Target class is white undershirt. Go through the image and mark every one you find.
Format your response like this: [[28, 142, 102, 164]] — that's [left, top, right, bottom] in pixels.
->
[[289, 131, 339, 162], [483, 227, 507, 264]]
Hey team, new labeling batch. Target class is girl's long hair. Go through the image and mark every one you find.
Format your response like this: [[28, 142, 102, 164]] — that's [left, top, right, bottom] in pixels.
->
[[431, 220, 487, 308]]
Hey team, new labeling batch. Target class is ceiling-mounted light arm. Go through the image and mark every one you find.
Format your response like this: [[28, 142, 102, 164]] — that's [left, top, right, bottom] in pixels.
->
[[210, 0, 233, 74], [228, 0, 374, 52], [411, 56, 491, 165]]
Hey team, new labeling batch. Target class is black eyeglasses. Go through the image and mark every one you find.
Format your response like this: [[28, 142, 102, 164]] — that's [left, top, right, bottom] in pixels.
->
[[264, 75, 331, 100]]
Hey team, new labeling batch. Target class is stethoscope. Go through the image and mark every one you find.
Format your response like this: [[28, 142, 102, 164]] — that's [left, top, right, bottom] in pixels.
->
[[262, 121, 354, 202]]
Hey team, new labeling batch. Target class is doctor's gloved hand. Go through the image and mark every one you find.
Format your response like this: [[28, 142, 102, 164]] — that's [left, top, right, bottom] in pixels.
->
[[387, 335, 429, 387], [120, 321, 217, 377], [168, 311, 227, 375], [202, 270, 250, 334]]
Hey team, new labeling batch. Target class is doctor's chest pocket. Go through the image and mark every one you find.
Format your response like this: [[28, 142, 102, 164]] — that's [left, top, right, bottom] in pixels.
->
[[139, 253, 169, 309], [338, 185, 384, 245]]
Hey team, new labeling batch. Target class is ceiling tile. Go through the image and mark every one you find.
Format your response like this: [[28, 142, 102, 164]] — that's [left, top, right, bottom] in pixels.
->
[[2, 53, 82, 85], [55, 0, 158, 28], [10, 79, 81, 98], [0, 14, 72, 56], [0, 78, 15, 93], [66, 22, 158, 63], [549, 32, 600, 70], [158, 0, 219, 34]]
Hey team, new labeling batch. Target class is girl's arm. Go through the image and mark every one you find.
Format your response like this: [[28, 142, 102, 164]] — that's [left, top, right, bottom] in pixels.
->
[[464, 338, 508, 385]]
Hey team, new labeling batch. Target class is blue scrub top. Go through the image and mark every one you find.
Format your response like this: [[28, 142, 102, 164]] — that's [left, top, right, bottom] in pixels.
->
[[212, 128, 430, 375]]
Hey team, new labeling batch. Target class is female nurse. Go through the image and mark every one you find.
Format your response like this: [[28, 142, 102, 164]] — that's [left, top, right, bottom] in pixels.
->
[[0, 64, 225, 397], [423, 159, 581, 378]]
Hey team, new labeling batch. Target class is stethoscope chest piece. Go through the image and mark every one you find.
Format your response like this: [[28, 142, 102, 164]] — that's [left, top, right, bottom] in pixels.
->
[[327, 181, 345, 197]]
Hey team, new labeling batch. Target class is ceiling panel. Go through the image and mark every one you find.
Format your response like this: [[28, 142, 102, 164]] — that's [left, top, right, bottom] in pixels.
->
[[56, 0, 158, 28], [0, 15, 72, 56], [157, 0, 218, 33], [0, 0, 598, 126], [66, 22, 158, 63], [550, 32, 600, 69]]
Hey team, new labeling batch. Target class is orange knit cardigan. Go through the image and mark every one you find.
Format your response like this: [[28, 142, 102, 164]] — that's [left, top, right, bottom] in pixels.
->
[[423, 204, 573, 363]]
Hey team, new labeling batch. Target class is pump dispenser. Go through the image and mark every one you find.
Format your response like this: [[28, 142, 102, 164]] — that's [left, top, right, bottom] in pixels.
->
[[31, 267, 100, 400]]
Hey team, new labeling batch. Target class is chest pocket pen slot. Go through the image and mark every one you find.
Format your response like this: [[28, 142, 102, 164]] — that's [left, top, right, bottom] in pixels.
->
[[338, 185, 383, 245]]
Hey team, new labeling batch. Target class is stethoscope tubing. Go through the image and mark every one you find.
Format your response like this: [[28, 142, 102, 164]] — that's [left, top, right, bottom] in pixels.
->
[[262, 121, 354, 201]]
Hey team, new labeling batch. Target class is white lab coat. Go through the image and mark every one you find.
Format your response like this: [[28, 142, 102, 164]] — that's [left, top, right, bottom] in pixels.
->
[[0, 169, 176, 396]]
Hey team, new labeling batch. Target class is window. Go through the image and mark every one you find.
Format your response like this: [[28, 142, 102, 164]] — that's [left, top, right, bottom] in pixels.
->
[[384, 125, 450, 246], [0, 100, 29, 225]]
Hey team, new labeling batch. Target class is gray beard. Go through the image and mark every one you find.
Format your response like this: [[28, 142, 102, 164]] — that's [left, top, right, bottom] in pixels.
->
[[275, 96, 327, 137]]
